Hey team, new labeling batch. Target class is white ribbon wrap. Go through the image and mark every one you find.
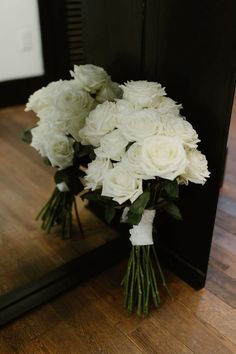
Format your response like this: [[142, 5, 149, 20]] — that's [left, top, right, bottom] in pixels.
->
[[56, 182, 70, 192], [128, 209, 156, 246]]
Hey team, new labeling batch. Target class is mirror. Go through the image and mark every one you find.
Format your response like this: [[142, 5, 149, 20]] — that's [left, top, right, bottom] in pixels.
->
[[0, 1, 144, 324], [0, 102, 119, 296], [0, 0, 135, 322]]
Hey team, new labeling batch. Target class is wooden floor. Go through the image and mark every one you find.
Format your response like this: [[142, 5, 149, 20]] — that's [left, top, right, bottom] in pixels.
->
[[0, 99, 236, 353]]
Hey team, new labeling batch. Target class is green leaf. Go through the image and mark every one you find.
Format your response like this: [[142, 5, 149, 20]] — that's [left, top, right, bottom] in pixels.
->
[[105, 206, 116, 223], [125, 191, 150, 225], [163, 180, 179, 200], [73, 142, 80, 155], [81, 189, 102, 201], [162, 202, 182, 220], [129, 191, 150, 213], [125, 210, 143, 225], [21, 128, 33, 144], [42, 157, 51, 166], [77, 144, 93, 158], [156, 197, 167, 208]]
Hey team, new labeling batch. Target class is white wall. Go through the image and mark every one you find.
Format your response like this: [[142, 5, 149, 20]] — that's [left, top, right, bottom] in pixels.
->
[[0, 0, 44, 82]]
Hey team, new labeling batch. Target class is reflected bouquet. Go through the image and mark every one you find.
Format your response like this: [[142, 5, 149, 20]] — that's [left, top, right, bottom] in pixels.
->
[[23, 64, 121, 238], [82, 80, 210, 315]]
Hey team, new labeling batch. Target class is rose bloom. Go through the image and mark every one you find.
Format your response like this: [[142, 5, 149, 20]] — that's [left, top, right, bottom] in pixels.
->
[[96, 80, 122, 103], [140, 135, 188, 180], [117, 109, 164, 142], [45, 133, 74, 169], [122, 143, 154, 180], [85, 157, 112, 191], [79, 101, 117, 147], [155, 96, 182, 115], [95, 129, 128, 161], [180, 149, 210, 184], [70, 64, 109, 93], [116, 99, 136, 112], [31, 123, 51, 157], [163, 116, 200, 148], [31, 127, 74, 169], [67, 107, 90, 142], [101, 163, 143, 204], [26, 80, 94, 118], [120, 80, 166, 109]]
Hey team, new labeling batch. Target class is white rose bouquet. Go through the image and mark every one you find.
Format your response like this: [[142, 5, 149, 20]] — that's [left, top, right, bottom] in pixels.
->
[[82, 80, 210, 315], [22, 64, 121, 238]]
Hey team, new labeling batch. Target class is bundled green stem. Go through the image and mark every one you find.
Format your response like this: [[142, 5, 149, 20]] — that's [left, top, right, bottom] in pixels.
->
[[121, 245, 172, 316], [36, 187, 83, 239]]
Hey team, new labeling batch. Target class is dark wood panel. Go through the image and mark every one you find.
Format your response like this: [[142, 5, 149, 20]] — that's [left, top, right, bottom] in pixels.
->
[[144, 0, 236, 288], [81, 0, 144, 82]]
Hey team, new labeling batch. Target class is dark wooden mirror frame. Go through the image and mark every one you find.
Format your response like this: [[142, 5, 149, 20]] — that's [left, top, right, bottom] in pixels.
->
[[0, 0, 235, 326]]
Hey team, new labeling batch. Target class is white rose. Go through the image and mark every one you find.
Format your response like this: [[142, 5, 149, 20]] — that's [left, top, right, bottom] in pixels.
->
[[70, 64, 109, 93], [120, 80, 166, 109], [85, 157, 113, 191], [180, 149, 210, 184], [163, 116, 200, 148], [95, 129, 128, 161], [45, 133, 74, 168], [26, 80, 94, 118], [122, 143, 154, 180], [31, 125, 74, 168], [31, 123, 51, 157], [79, 101, 117, 146], [116, 99, 136, 113], [117, 109, 164, 142], [67, 107, 90, 141], [96, 81, 122, 103], [140, 135, 188, 180], [25, 86, 49, 114], [156, 96, 182, 115], [54, 81, 94, 114], [101, 164, 143, 204]]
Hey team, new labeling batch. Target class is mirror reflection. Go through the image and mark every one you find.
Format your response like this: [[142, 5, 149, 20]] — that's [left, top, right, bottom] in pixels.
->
[[0, 0, 118, 297]]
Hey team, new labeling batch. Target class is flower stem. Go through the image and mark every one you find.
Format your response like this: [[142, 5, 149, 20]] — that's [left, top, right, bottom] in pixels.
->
[[73, 196, 84, 236], [151, 245, 173, 300], [128, 247, 136, 313], [122, 244, 166, 316], [36, 187, 83, 239]]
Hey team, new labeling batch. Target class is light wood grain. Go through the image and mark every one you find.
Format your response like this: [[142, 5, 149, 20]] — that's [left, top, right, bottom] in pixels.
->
[[0, 106, 118, 296]]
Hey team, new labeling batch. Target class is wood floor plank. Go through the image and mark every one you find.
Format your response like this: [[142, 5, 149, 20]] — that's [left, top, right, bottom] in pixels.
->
[[169, 276, 236, 346], [213, 225, 236, 256], [209, 242, 236, 279], [0, 304, 61, 353], [50, 285, 143, 353], [129, 321, 193, 354], [215, 208, 236, 236], [19, 322, 90, 354], [206, 265, 236, 309], [149, 299, 234, 354]]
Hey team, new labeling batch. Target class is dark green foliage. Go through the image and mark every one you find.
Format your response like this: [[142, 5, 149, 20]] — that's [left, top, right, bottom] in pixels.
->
[[162, 179, 179, 200], [21, 128, 33, 144], [105, 206, 116, 223], [162, 201, 182, 220], [54, 166, 84, 195], [126, 191, 150, 225]]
